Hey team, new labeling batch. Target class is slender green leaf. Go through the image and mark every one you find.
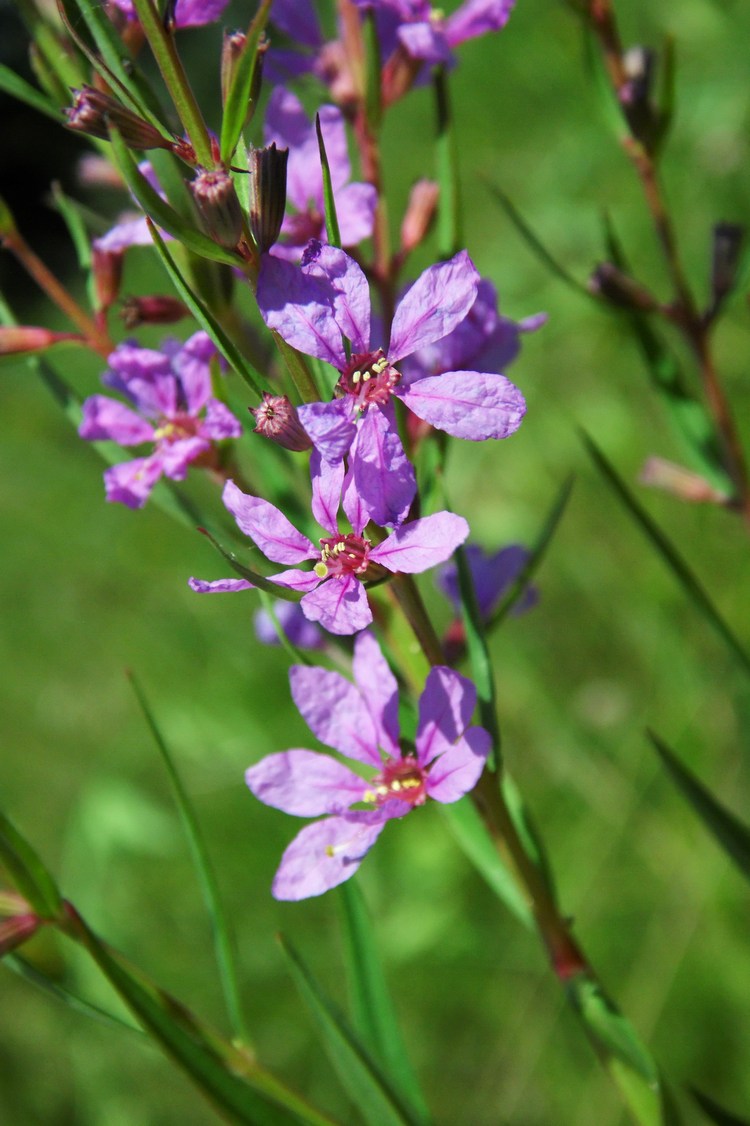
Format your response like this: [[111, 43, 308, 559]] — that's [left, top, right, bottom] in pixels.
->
[[692, 1088, 750, 1126], [4, 954, 143, 1035], [50, 182, 92, 270], [362, 10, 382, 132], [67, 907, 339, 1126], [581, 432, 750, 678], [110, 131, 243, 268], [0, 810, 62, 920], [315, 114, 341, 249], [148, 223, 266, 397], [279, 936, 423, 1126], [569, 976, 681, 1126], [453, 543, 501, 760], [649, 730, 750, 881], [485, 184, 594, 297], [439, 797, 532, 928], [220, 0, 273, 162], [0, 63, 59, 120], [196, 526, 299, 601], [127, 673, 247, 1042], [256, 591, 314, 665], [434, 67, 461, 259], [271, 330, 322, 403], [337, 882, 430, 1123]]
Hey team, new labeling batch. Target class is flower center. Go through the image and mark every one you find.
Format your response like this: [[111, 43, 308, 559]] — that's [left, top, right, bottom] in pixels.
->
[[153, 413, 200, 443], [337, 349, 401, 410], [314, 533, 371, 579], [363, 757, 427, 808]]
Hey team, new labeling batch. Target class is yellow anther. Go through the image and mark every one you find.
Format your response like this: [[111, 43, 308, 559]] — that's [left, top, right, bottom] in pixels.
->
[[314, 561, 329, 578], [325, 845, 335, 857], [352, 370, 361, 383], [362, 372, 371, 381]]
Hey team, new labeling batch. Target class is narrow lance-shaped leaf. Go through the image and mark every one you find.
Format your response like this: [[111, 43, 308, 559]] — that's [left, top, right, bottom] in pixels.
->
[[51, 182, 92, 270], [315, 113, 342, 250], [279, 936, 424, 1126], [691, 1087, 750, 1126], [63, 904, 340, 1126], [649, 730, 750, 882], [127, 672, 248, 1042], [0, 810, 62, 920], [3, 954, 143, 1036], [453, 543, 501, 762], [581, 431, 750, 679], [337, 881, 430, 1123], [433, 67, 461, 260], [196, 526, 300, 601], [0, 64, 60, 120], [220, 0, 273, 162]]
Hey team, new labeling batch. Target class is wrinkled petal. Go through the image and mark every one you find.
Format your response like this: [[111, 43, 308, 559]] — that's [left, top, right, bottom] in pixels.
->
[[371, 511, 469, 574], [301, 242, 371, 352], [337, 183, 378, 249], [258, 253, 345, 368], [311, 449, 344, 535], [158, 436, 209, 478], [425, 725, 491, 803], [298, 399, 357, 463], [398, 370, 526, 440], [202, 398, 243, 440], [349, 409, 416, 528], [444, 0, 515, 46], [103, 455, 162, 508], [223, 480, 316, 564], [79, 395, 154, 445], [388, 251, 479, 361], [271, 812, 388, 900], [189, 576, 254, 593], [341, 463, 371, 537], [416, 666, 477, 766], [352, 631, 401, 759], [301, 573, 373, 635], [110, 0, 229, 26], [290, 663, 381, 765], [172, 331, 215, 412], [270, 568, 323, 593], [246, 750, 369, 816]]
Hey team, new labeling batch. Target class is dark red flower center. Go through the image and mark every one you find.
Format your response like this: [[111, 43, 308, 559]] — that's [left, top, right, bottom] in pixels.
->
[[154, 412, 200, 443], [315, 533, 371, 579], [364, 757, 427, 808], [337, 348, 401, 409]]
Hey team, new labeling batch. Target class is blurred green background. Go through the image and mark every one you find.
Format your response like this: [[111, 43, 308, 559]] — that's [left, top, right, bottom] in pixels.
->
[[2, 0, 750, 1123]]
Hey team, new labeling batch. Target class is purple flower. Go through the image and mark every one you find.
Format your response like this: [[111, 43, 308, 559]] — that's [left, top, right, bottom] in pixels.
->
[[254, 600, 326, 650], [189, 468, 469, 635], [93, 162, 169, 255], [264, 88, 376, 259], [353, 0, 515, 66], [111, 0, 230, 29], [245, 630, 492, 899], [79, 332, 241, 508], [437, 544, 539, 620], [257, 240, 526, 525]]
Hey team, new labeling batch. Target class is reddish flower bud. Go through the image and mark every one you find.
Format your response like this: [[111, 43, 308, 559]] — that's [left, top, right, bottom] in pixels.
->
[[250, 393, 312, 451], [0, 912, 42, 956], [589, 262, 659, 313], [248, 144, 288, 253], [190, 167, 244, 249], [0, 326, 81, 355], [92, 246, 123, 313], [400, 179, 439, 255], [640, 457, 731, 506], [120, 295, 190, 329], [65, 86, 173, 151]]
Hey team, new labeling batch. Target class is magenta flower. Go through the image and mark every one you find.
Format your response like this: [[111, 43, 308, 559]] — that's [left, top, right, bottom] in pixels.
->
[[111, 0, 230, 29], [265, 88, 376, 259], [189, 468, 469, 635], [246, 630, 492, 899], [437, 544, 539, 620], [257, 240, 526, 525], [79, 332, 241, 508]]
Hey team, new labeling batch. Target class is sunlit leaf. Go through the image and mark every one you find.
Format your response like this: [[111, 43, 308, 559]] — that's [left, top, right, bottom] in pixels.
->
[[220, 0, 273, 162], [0, 810, 62, 920], [4, 954, 142, 1035]]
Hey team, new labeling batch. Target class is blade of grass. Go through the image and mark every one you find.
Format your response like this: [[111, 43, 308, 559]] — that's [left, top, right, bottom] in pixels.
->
[[337, 881, 430, 1123], [691, 1088, 750, 1126], [581, 431, 750, 678], [649, 730, 750, 881], [0, 63, 59, 120], [0, 810, 63, 920], [434, 67, 461, 259], [127, 672, 247, 1043], [4, 953, 143, 1036], [315, 113, 342, 249]]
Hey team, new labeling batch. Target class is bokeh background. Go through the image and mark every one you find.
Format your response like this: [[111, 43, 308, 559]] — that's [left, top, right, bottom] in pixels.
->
[[2, 0, 750, 1122]]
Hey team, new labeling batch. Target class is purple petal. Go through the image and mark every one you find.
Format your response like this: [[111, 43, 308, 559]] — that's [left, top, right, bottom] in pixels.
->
[[444, 0, 515, 46], [158, 436, 209, 478], [301, 574, 373, 635], [348, 409, 417, 528], [271, 0, 323, 48], [311, 449, 344, 535], [266, 89, 327, 209], [257, 253, 345, 368], [416, 666, 477, 766], [352, 632, 401, 759], [172, 331, 215, 413], [79, 396, 154, 445], [254, 601, 325, 649], [271, 812, 388, 900], [371, 511, 469, 574], [438, 544, 536, 619], [93, 214, 153, 253], [189, 576, 254, 593], [397, 21, 452, 63], [290, 663, 381, 765], [223, 480, 316, 565], [337, 183, 378, 249], [270, 568, 322, 593], [202, 398, 243, 441], [398, 370, 526, 440], [103, 455, 162, 508], [388, 251, 479, 361], [341, 463, 371, 536], [246, 750, 368, 816], [298, 399, 357, 463], [301, 242, 371, 353], [425, 725, 491, 803]]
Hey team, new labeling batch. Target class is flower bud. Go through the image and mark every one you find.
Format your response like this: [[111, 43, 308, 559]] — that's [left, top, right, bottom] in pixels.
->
[[65, 86, 173, 151], [190, 167, 244, 249], [589, 262, 659, 313], [640, 457, 730, 505], [120, 295, 189, 329], [248, 144, 288, 254], [250, 394, 312, 452], [0, 326, 81, 355], [400, 179, 439, 255], [619, 47, 659, 150], [0, 911, 42, 956], [709, 222, 744, 315], [92, 246, 123, 313], [221, 31, 267, 124]]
